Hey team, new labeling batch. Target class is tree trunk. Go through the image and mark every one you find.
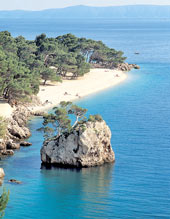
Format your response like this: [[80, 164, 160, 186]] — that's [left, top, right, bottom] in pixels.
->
[[72, 116, 79, 128], [43, 79, 47, 86]]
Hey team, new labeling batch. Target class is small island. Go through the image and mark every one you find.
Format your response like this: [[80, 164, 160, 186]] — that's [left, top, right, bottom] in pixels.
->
[[40, 102, 115, 167]]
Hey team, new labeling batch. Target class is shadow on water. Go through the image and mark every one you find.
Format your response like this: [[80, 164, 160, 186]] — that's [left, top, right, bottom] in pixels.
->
[[39, 163, 115, 218]]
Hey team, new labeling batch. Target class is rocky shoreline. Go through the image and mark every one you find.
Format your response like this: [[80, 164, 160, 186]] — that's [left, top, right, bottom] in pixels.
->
[[0, 64, 139, 158], [117, 63, 140, 71], [0, 105, 41, 156], [92, 63, 140, 71]]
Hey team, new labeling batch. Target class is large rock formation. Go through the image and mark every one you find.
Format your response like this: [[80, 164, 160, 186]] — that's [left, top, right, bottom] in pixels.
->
[[41, 120, 115, 167], [7, 106, 31, 140]]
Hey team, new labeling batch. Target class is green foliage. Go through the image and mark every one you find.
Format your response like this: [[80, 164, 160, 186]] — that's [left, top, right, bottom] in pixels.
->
[[41, 102, 104, 139], [43, 102, 73, 137], [40, 67, 62, 85], [0, 117, 7, 139], [0, 188, 9, 218], [0, 31, 40, 104], [42, 101, 88, 138], [0, 31, 126, 104], [37, 127, 55, 139], [88, 114, 103, 122]]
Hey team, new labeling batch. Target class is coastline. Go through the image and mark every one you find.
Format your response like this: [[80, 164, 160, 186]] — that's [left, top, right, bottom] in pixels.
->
[[0, 68, 127, 154], [30, 68, 127, 113], [0, 68, 127, 118]]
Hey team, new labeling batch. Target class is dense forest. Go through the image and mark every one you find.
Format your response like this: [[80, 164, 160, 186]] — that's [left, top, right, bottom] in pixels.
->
[[0, 31, 126, 104]]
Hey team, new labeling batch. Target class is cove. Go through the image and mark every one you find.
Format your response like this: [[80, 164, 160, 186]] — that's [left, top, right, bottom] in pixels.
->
[[0, 17, 170, 218], [1, 62, 170, 218]]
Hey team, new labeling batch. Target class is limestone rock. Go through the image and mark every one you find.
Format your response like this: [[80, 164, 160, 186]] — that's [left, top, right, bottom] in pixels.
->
[[20, 141, 32, 147], [8, 179, 22, 184], [0, 168, 5, 178], [0, 150, 14, 156], [6, 106, 31, 141], [33, 111, 45, 116], [8, 123, 31, 139], [41, 120, 115, 167], [0, 139, 5, 150], [117, 63, 140, 71], [6, 140, 20, 150]]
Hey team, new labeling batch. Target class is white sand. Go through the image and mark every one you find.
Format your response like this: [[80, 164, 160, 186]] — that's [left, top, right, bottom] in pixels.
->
[[0, 101, 13, 118], [0, 68, 127, 117], [32, 68, 127, 112]]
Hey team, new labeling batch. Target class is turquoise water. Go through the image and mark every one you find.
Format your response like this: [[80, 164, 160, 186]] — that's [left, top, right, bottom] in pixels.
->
[[0, 18, 170, 218]]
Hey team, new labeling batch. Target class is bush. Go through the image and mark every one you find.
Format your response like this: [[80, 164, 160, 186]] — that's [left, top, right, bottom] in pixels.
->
[[88, 114, 103, 122]]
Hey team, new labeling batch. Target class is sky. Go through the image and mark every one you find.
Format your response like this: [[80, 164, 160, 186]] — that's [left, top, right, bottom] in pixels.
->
[[0, 0, 170, 11]]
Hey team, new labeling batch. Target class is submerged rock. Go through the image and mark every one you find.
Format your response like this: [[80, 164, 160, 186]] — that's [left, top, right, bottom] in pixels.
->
[[0, 179, 3, 186], [41, 120, 115, 167], [8, 179, 22, 184]]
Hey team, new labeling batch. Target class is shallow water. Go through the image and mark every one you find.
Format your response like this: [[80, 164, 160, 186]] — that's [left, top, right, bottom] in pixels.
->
[[0, 18, 170, 218]]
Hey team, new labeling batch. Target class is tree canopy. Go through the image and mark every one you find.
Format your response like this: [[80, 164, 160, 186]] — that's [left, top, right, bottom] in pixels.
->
[[0, 31, 126, 104], [40, 101, 103, 139]]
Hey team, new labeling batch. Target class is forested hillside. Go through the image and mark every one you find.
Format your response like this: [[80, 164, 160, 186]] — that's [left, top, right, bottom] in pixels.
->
[[0, 31, 126, 104]]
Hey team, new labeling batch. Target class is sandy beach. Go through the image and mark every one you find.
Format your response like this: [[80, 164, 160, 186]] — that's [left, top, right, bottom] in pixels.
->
[[32, 68, 127, 112], [0, 100, 13, 118], [0, 68, 127, 117]]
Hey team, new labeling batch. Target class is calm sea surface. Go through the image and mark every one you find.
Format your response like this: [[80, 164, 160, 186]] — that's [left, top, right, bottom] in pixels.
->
[[0, 18, 170, 218]]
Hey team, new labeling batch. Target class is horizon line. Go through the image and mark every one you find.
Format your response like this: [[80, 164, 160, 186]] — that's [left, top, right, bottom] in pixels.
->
[[1, 4, 170, 12]]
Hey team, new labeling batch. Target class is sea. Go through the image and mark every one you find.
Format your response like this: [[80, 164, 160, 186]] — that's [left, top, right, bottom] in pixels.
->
[[0, 18, 170, 218]]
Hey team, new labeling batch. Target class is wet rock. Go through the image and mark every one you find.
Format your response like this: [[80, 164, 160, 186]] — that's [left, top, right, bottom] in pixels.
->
[[1, 150, 14, 156], [41, 120, 115, 168], [20, 141, 32, 147], [8, 179, 22, 184], [117, 63, 140, 71], [134, 64, 140, 69], [33, 111, 45, 116], [6, 140, 20, 150]]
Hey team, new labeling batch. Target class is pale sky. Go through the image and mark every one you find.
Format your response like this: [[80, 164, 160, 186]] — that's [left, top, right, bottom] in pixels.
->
[[0, 0, 170, 11]]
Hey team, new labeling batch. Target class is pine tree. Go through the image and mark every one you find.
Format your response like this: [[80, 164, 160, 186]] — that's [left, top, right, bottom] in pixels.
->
[[0, 188, 9, 218]]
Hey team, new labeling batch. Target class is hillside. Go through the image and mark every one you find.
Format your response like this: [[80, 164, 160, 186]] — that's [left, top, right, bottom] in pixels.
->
[[1, 5, 170, 19]]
